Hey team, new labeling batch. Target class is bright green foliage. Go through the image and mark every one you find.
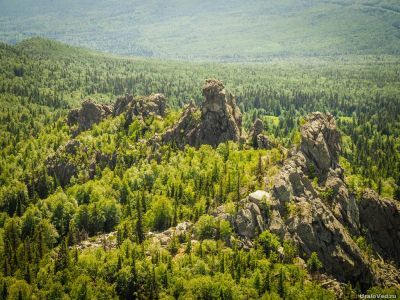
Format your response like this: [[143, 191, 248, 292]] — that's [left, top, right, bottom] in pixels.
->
[[258, 231, 281, 257], [0, 38, 398, 298], [195, 215, 232, 241], [307, 252, 323, 274]]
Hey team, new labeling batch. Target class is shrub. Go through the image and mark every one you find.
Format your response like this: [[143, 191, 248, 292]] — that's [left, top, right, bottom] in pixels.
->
[[307, 252, 323, 274]]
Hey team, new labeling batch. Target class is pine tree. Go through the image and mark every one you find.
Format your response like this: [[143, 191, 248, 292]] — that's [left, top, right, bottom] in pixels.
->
[[257, 153, 263, 184], [136, 196, 144, 244], [54, 238, 70, 273], [278, 267, 285, 298], [1, 282, 7, 300], [236, 165, 240, 213], [377, 178, 383, 195]]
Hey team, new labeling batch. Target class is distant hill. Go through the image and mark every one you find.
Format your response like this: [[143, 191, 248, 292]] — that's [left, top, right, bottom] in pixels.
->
[[0, 0, 399, 60]]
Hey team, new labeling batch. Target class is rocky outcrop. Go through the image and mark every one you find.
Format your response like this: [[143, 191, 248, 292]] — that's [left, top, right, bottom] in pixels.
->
[[358, 189, 400, 264], [197, 79, 242, 147], [248, 119, 274, 149], [256, 134, 273, 150], [300, 112, 340, 180], [162, 102, 199, 148], [163, 79, 242, 148], [67, 99, 112, 134], [147, 221, 192, 246], [88, 151, 117, 179], [212, 191, 270, 244], [67, 94, 166, 135], [113, 93, 167, 119], [269, 112, 373, 287], [204, 111, 399, 288]]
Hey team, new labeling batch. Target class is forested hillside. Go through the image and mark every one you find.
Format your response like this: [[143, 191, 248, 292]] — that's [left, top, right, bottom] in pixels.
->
[[0, 38, 399, 299], [0, 0, 399, 59]]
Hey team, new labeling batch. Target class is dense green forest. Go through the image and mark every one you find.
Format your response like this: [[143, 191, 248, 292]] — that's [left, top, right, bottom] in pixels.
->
[[0, 0, 400, 59], [0, 38, 399, 299]]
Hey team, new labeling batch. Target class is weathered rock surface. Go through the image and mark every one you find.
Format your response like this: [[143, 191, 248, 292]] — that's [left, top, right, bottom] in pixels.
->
[[250, 119, 264, 139], [163, 79, 242, 148], [249, 118, 274, 149], [212, 191, 270, 241], [147, 221, 192, 246], [67, 99, 112, 134], [88, 151, 117, 179], [75, 232, 117, 251], [256, 134, 273, 150], [162, 102, 199, 148], [207, 112, 400, 288], [300, 112, 340, 179], [113, 93, 167, 119], [358, 189, 400, 264], [269, 112, 374, 287]]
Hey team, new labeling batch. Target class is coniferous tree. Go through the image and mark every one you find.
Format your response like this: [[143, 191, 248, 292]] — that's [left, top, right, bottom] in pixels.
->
[[55, 238, 69, 273], [136, 196, 144, 244]]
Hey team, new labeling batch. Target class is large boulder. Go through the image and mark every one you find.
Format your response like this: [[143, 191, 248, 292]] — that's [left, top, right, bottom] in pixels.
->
[[67, 99, 112, 134], [212, 192, 269, 241], [162, 79, 242, 148]]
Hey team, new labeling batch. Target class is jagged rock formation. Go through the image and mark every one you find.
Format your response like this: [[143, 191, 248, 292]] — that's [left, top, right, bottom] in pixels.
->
[[300, 113, 340, 180], [249, 118, 273, 149], [163, 79, 242, 148], [162, 102, 200, 148], [113, 93, 167, 119], [148, 221, 192, 246], [67, 99, 112, 134], [211, 112, 400, 288], [67, 94, 166, 135], [269, 112, 373, 286], [211, 190, 270, 250]]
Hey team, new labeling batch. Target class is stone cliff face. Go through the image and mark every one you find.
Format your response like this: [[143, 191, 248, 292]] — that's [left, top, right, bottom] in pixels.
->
[[46, 138, 117, 187], [197, 79, 242, 146], [163, 79, 242, 148], [46, 139, 81, 187]]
